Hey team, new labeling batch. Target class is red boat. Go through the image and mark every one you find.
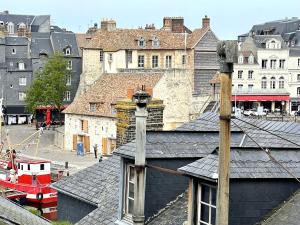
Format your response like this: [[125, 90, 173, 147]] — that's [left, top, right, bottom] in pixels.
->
[[0, 157, 58, 220]]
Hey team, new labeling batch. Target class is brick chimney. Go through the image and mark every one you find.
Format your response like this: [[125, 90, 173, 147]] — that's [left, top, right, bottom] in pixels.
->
[[101, 18, 117, 31], [162, 17, 185, 33], [115, 87, 164, 147], [202, 15, 210, 28]]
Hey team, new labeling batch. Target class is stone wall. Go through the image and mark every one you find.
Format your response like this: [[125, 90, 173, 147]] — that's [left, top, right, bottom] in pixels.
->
[[115, 98, 164, 147]]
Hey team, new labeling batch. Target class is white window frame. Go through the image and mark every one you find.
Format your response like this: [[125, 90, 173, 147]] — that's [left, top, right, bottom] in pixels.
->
[[138, 37, 145, 48], [279, 59, 285, 69], [197, 183, 216, 225], [138, 55, 145, 68], [262, 59, 267, 69], [66, 74, 71, 86], [123, 164, 135, 218], [152, 55, 159, 68], [108, 53, 113, 62], [18, 62, 25, 70], [89, 103, 97, 112], [64, 91, 71, 101], [12, 48, 16, 54], [248, 84, 254, 92], [18, 92, 26, 101], [152, 37, 160, 48], [297, 87, 300, 97], [19, 77, 27, 86], [298, 59, 300, 67], [67, 60, 72, 70], [297, 74, 300, 81], [248, 70, 253, 79], [270, 77, 276, 89], [261, 77, 267, 89], [7, 22, 14, 34], [238, 55, 243, 64], [65, 47, 71, 56], [127, 50, 132, 64], [165, 55, 172, 68], [270, 59, 276, 69], [238, 84, 243, 91], [279, 77, 284, 89], [248, 55, 254, 64]]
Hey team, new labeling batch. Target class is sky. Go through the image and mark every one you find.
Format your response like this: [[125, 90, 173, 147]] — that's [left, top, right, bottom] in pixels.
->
[[1, 0, 300, 39]]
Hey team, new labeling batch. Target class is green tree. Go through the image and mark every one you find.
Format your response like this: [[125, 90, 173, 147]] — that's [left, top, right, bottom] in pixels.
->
[[26, 52, 71, 124]]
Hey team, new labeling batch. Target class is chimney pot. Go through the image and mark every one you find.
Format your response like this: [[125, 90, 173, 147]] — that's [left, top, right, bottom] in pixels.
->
[[202, 15, 210, 28]]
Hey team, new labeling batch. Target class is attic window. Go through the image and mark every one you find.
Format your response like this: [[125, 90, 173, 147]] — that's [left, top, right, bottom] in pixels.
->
[[197, 183, 216, 225], [64, 47, 71, 56], [238, 55, 243, 64], [90, 103, 97, 112], [138, 37, 145, 48], [12, 48, 16, 54], [152, 37, 160, 47], [19, 22, 26, 29], [18, 62, 25, 70], [248, 55, 254, 64]]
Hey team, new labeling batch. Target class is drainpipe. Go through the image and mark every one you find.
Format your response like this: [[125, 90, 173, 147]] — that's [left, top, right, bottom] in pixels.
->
[[133, 88, 150, 225]]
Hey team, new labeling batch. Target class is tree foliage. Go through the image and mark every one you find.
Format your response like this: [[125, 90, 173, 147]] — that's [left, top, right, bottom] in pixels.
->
[[26, 52, 71, 114]]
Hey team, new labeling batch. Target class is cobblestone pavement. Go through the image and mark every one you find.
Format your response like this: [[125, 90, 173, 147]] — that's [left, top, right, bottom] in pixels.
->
[[1, 124, 99, 174]]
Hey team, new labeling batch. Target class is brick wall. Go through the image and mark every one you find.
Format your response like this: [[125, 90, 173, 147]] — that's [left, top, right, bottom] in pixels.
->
[[115, 98, 164, 147]]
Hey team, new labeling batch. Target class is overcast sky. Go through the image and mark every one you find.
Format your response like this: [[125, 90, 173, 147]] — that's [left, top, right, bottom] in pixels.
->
[[2, 0, 299, 39]]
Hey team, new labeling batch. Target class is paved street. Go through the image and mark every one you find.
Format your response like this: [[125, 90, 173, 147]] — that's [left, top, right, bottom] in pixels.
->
[[1, 124, 99, 174]]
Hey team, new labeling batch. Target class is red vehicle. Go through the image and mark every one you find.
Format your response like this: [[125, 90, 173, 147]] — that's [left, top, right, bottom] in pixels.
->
[[0, 157, 58, 220]]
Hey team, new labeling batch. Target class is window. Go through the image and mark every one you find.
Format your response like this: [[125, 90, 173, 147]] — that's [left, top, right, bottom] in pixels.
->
[[238, 70, 243, 79], [89, 103, 97, 112], [248, 55, 254, 64], [138, 37, 145, 48], [261, 77, 267, 89], [298, 87, 300, 96], [270, 59, 276, 69], [40, 164, 45, 170], [18, 92, 26, 101], [298, 59, 300, 67], [19, 22, 26, 29], [238, 55, 243, 64], [262, 59, 267, 69], [21, 165, 23, 170], [152, 55, 159, 68], [279, 59, 285, 69], [19, 77, 26, 86], [27, 164, 30, 171], [80, 119, 88, 132], [248, 70, 253, 79], [270, 77, 276, 89], [248, 84, 254, 92], [126, 51, 132, 63], [165, 55, 172, 68], [279, 77, 284, 89], [109, 53, 113, 62], [124, 164, 135, 216], [18, 62, 25, 70], [238, 84, 243, 90], [138, 55, 144, 68], [182, 55, 187, 65], [7, 22, 14, 34], [297, 74, 300, 81], [152, 37, 160, 47], [64, 47, 71, 56], [12, 48, 16, 54], [66, 74, 71, 85], [64, 91, 71, 101], [197, 184, 216, 225], [67, 60, 72, 70], [100, 51, 104, 62]]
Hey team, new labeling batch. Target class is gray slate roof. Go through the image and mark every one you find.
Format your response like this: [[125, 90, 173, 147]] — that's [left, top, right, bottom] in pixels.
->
[[31, 33, 53, 58], [50, 32, 80, 57], [290, 47, 300, 57], [179, 148, 300, 180], [52, 155, 120, 205], [258, 190, 300, 225], [5, 36, 29, 46], [114, 131, 243, 159], [178, 112, 300, 149], [0, 196, 50, 225], [147, 192, 188, 225]]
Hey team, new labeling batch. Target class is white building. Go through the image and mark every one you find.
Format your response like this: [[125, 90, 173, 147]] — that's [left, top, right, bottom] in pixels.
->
[[288, 48, 300, 111]]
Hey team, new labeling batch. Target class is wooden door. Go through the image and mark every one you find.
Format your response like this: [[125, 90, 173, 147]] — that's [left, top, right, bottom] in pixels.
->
[[72, 135, 77, 151], [102, 137, 107, 155], [84, 136, 90, 152], [83, 120, 88, 133]]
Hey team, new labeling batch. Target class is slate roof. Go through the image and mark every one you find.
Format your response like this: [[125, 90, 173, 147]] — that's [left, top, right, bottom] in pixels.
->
[[50, 32, 80, 57], [114, 131, 243, 159], [5, 36, 29, 45], [177, 112, 300, 148], [146, 192, 188, 225], [258, 190, 300, 225], [84, 27, 209, 51], [6, 58, 32, 72], [64, 72, 163, 117], [0, 196, 50, 225], [253, 35, 287, 49], [289, 47, 300, 57], [52, 155, 120, 205], [179, 148, 300, 180]]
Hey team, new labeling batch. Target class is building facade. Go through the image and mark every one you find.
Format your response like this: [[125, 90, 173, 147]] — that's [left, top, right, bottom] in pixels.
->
[[0, 11, 82, 124]]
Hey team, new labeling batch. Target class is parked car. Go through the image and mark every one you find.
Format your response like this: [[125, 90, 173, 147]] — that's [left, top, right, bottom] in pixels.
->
[[295, 111, 300, 116], [243, 109, 256, 116]]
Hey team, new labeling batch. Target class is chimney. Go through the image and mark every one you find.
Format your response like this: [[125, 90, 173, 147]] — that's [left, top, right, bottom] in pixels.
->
[[132, 89, 149, 225], [202, 15, 210, 28], [3, 10, 9, 15], [162, 17, 184, 33], [115, 87, 164, 147], [101, 18, 116, 31]]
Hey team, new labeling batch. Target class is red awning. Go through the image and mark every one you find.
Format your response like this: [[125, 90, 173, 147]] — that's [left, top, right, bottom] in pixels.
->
[[232, 95, 290, 101]]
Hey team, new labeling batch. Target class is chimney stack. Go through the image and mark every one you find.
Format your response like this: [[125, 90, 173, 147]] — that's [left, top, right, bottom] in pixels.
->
[[101, 18, 117, 31], [202, 15, 210, 28], [132, 89, 150, 225]]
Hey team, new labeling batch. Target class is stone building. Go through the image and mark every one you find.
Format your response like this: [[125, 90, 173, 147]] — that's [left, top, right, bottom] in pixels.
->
[[0, 10, 82, 124]]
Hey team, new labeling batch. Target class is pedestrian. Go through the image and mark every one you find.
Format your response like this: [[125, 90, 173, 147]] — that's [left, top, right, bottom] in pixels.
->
[[93, 144, 98, 159]]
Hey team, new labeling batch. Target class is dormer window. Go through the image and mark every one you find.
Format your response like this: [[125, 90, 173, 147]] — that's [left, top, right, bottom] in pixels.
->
[[18, 22, 26, 29], [64, 47, 71, 56], [89, 103, 97, 112], [248, 55, 254, 64], [18, 62, 25, 70], [7, 22, 14, 34], [152, 37, 160, 48], [267, 40, 281, 49], [138, 37, 145, 48], [238, 55, 243, 64], [12, 48, 16, 54]]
